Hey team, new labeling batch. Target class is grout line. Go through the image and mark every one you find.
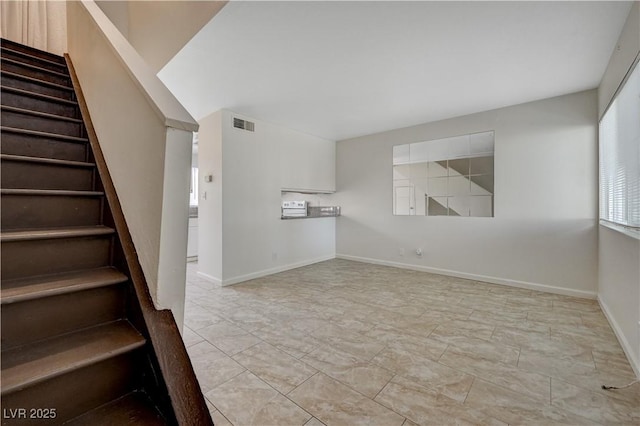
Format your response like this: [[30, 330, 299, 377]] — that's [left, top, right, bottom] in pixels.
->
[[286, 371, 321, 396], [462, 376, 475, 405], [204, 396, 235, 426], [368, 342, 388, 362], [372, 373, 395, 401], [204, 367, 248, 397], [281, 392, 315, 423], [436, 344, 449, 362]]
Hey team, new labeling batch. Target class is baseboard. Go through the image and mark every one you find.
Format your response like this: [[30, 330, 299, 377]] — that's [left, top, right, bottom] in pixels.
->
[[335, 254, 597, 299], [598, 296, 640, 379], [221, 255, 336, 286], [196, 270, 222, 286]]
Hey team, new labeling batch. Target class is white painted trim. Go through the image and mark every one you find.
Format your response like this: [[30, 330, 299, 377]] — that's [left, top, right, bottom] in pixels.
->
[[221, 255, 335, 286], [336, 254, 597, 300], [599, 221, 640, 241], [598, 296, 640, 379], [196, 270, 222, 286]]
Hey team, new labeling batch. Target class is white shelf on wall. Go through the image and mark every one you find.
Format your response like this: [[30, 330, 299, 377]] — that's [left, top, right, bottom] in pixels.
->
[[281, 188, 335, 194]]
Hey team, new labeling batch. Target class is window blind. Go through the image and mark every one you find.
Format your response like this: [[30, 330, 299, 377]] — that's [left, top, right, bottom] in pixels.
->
[[599, 60, 640, 229]]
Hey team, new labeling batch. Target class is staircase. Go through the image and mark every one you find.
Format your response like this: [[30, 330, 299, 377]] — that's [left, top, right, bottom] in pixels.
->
[[1, 39, 210, 425]]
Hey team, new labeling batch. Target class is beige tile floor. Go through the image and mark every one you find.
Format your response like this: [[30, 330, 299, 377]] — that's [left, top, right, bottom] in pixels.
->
[[183, 259, 639, 426]]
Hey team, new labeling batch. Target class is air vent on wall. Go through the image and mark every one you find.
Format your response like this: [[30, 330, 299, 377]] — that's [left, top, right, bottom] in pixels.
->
[[233, 117, 255, 132]]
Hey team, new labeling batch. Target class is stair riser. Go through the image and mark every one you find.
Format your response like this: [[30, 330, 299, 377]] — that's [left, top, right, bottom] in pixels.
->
[[64, 391, 168, 425], [1, 61, 70, 86], [1, 285, 127, 349], [1, 74, 74, 100], [1, 195, 102, 230], [1, 90, 78, 118], [1, 109, 83, 137], [1, 161, 94, 191], [0, 131, 87, 162], [1, 236, 112, 280], [0, 352, 142, 425], [1, 41, 66, 65], [1, 49, 68, 74]]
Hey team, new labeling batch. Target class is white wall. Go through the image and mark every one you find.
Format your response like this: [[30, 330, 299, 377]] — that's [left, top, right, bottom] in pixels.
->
[[128, 1, 226, 72], [197, 110, 336, 285], [95, 1, 129, 38], [599, 226, 640, 376], [198, 110, 223, 282], [335, 90, 598, 298], [597, 2, 640, 378], [97, 0, 227, 72]]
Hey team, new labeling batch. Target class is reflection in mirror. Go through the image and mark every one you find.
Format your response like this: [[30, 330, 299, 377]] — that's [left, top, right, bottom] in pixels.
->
[[393, 131, 494, 217]]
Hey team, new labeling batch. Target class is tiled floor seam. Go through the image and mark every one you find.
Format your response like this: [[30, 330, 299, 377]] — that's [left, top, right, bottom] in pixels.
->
[[205, 398, 235, 426], [435, 344, 450, 362], [300, 361, 395, 402], [279, 391, 317, 424], [202, 367, 248, 397], [371, 373, 396, 401], [285, 371, 322, 397], [461, 376, 475, 405], [548, 378, 622, 426]]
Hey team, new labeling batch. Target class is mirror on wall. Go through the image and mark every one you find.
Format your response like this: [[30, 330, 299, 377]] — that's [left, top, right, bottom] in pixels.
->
[[393, 131, 494, 217]]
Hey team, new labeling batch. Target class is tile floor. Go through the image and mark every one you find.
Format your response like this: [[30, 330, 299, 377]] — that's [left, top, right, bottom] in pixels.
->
[[183, 259, 639, 426]]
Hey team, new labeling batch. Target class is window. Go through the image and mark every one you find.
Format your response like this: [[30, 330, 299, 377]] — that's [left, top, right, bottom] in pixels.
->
[[189, 167, 199, 206], [599, 60, 640, 232], [393, 131, 494, 217]]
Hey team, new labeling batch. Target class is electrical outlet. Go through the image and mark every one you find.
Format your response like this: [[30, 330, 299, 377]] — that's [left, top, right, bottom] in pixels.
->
[[272, 252, 278, 261], [416, 248, 423, 256], [398, 248, 405, 257]]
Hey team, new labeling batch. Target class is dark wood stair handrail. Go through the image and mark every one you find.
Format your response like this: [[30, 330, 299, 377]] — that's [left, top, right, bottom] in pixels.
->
[[64, 54, 212, 426]]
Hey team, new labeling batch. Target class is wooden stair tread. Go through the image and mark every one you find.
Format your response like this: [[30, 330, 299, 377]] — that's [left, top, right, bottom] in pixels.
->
[[1, 226, 114, 242], [0, 126, 89, 143], [0, 154, 94, 168], [1, 267, 128, 304], [1, 45, 66, 66], [1, 189, 103, 197], [0, 38, 64, 64], [1, 85, 77, 105], [1, 105, 83, 123], [1, 320, 146, 395], [1, 70, 74, 91], [1, 57, 70, 78], [64, 392, 168, 426]]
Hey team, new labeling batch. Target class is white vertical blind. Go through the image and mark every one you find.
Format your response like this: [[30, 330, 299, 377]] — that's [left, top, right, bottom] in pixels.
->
[[599, 60, 640, 229]]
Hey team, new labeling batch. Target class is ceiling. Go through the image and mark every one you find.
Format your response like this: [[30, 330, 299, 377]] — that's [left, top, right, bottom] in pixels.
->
[[158, 1, 632, 141]]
